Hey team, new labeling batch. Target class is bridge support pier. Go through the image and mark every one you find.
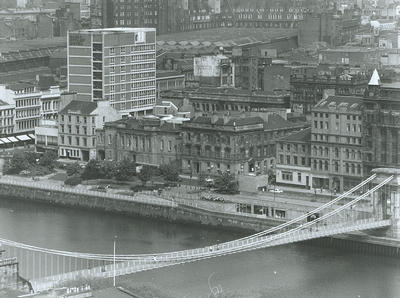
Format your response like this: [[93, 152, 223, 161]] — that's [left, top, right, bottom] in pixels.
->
[[372, 168, 400, 239]]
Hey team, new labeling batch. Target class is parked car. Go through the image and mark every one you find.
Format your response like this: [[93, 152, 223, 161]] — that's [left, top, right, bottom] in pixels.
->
[[269, 188, 283, 193]]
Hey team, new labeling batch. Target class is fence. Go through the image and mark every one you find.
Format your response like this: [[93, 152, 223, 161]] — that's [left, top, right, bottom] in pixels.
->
[[0, 177, 177, 208]]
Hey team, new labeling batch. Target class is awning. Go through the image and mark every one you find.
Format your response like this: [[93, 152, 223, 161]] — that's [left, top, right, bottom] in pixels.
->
[[0, 140, 5, 145], [7, 137, 19, 143], [28, 134, 35, 139], [16, 135, 31, 141], [0, 138, 11, 144]]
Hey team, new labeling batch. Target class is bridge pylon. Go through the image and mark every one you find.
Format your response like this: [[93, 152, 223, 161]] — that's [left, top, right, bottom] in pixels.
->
[[372, 168, 400, 239]]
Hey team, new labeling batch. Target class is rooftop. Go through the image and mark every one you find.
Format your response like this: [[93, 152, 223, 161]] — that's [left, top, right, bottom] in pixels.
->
[[157, 27, 296, 50], [314, 95, 363, 111], [7, 82, 35, 91], [59, 100, 97, 115], [278, 127, 311, 143], [191, 115, 265, 127], [156, 70, 185, 79], [105, 116, 181, 131], [71, 28, 156, 34], [321, 47, 376, 53]]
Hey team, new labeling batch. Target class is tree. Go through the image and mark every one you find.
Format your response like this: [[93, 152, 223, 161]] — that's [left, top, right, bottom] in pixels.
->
[[214, 172, 239, 194], [198, 172, 207, 187], [38, 150, 58, 170], [115, 159, 136, 181], [102, 160, 118, 179], [4, 151, 31, 174], [81, 159, 103, 180], [159, 163, 180, 182], [66, 162, 82, 177], [138, 165, 152, 185]]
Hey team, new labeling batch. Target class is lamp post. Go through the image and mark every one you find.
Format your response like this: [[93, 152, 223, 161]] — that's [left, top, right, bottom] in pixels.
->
[[113, 235, 117, 287]]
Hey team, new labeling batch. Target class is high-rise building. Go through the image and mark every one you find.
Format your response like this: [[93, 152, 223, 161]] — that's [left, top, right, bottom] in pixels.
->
[[67, 28, 157, 115]]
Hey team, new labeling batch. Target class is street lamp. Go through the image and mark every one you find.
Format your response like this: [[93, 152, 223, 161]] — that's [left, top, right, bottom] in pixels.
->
[[113, 235, 117, 287]]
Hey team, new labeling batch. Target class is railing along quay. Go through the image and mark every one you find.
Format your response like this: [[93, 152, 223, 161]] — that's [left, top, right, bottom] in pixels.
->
[[0, 177, 177, 208]]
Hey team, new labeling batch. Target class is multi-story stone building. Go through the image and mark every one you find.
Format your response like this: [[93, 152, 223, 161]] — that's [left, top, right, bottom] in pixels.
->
[[182, 113, 307, 176], [311, 96, 363, 192], [67, 28, 156, 115], [231, 46, 271, 91], [0, 100, 14, 136], [96, 117, 182, 166], [290, 72, 369, 116], [0, 83, 41, 134], [160, 88, 290, 114], [156, 71, 185, 99], [58, 100, 120, 161], [298, 12, 360, 47], [362, 72, 400, 174], [275, 128, 311, 189]]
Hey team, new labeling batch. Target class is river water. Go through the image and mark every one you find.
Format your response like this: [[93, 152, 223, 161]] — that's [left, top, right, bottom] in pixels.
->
[[1, 197, 400, 298]]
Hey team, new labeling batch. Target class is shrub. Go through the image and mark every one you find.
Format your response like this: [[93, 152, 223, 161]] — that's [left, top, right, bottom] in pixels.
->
[[29, 165, 52, 176], [64, 176, 82, 186], [159, 163, 180, 182], [66, 162, 82, 177]]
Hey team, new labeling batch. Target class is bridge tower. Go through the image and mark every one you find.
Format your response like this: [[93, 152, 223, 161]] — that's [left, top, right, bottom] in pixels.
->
[[371, 168, 400, 239]]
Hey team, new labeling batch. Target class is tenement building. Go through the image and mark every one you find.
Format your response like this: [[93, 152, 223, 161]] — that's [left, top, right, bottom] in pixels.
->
[[67, 28, 156, 115], [311, 96, 363, 192], [160, 88, 290, 114], [96, 117, 182, 167], [362, 75, 400, 174], [58, 100, 120, 161], [290, 72, 369, 116], [181, 113, 307, 177], [275, 128, 311, 189]]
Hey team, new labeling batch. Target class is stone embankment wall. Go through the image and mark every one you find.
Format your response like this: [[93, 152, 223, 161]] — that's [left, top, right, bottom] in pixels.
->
[[0, 183, 282, 233]]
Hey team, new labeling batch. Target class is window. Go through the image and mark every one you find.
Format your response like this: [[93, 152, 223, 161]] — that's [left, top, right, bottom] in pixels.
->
[[160, 140, 164, 151], [110, 47, 115, 55], [168, 140, 172, 151], [294, 156, 298, 165], [282, 171, 293, 181], [286, 155, 290, 164], [297, 173, 301, 182]]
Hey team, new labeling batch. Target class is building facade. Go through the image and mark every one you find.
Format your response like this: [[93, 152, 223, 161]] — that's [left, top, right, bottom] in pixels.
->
[[67, 28, 156, 115], [182, 113, 307, 177], [362, 81, 400, 174], [156, 71, 185, 99], [58, 100, 120, 161], [276, 128, 311, 189], [96, 117, 182, 166], [290, 72, 369, 116], [311, 96, 363, 192]]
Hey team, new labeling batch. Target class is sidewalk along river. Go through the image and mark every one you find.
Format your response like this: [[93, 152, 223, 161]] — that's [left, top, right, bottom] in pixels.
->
[[1, 196, 400, 297]]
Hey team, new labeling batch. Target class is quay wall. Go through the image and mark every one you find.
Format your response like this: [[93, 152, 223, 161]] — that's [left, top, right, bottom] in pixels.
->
[[1, 183, 400, 257], [0, 183, 282, 233]]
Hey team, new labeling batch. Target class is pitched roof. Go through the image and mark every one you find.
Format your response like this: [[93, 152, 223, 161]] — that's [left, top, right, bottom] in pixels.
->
[[278, 127, 311, 143], [314, 95, 363, 111], [59, 100, 97, 115], [369, 69, 381, 86], [265, 113, 301, 130], [191, 116, 264, 127]]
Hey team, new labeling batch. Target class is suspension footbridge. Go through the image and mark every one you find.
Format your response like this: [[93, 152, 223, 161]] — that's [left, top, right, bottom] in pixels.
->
[[0, 169, 399, 293]]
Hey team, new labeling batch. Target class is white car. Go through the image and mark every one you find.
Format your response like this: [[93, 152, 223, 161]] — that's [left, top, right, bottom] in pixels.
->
[[269, 188, 283, 193]]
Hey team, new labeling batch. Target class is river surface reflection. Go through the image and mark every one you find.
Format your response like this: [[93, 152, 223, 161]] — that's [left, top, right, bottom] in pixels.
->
[[1, 197, 400, 298]]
